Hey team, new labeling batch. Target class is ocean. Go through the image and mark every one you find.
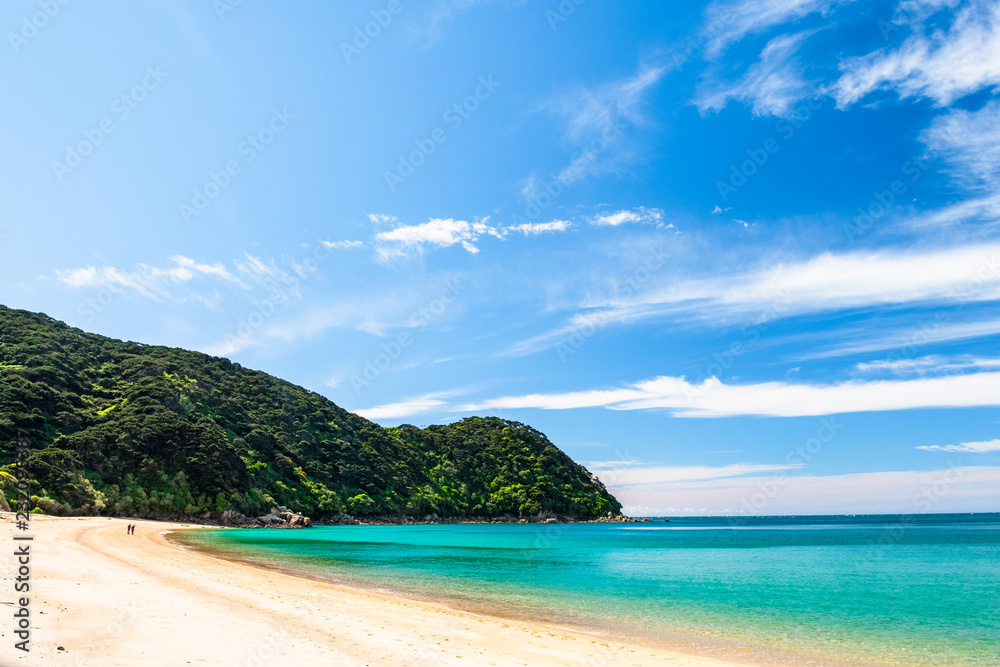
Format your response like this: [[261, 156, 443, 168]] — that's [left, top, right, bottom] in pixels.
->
[[173, 513, 1000, 666]]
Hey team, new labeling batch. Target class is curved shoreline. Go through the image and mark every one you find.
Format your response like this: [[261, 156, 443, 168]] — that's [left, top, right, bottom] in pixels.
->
[[167, 524, 893, 667], [3, 514, 751, 666]]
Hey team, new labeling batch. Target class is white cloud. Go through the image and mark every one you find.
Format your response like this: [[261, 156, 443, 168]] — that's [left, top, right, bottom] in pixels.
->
[[702, 0, 853, 57], [588, 207, 666, 227], [374, 217, 503, 258], [907, 192, 1000, 230], [514, 242, 1000, 355], [54, 255, 243, 301], [921, 100, 1000, 188], [356, 397, 449, 421], [802, 317, 1000, 360], [855, 354, 1000, 375], [556, 65, 666, 143], [508, 220, 572, 235], [414, 0, 491, 45], [354, 386, 478, 421], [917, 438, 1000, 453], [367, 213, 399, 226], [698, 31, 816, 117], [321, 240, 365, 250], [832, 0, 1000, 107], [606, 242, 1000, 323], [541, 64, 666, 186], [460, 371, 1000, 417], [588, 462, 805, 485]]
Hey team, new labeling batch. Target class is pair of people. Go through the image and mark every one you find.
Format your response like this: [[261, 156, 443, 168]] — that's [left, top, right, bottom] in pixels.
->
[[126, 523, 135, 535]]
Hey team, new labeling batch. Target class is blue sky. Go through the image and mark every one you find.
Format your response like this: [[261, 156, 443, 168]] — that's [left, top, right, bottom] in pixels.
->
[[3, 0, 1000, 515]]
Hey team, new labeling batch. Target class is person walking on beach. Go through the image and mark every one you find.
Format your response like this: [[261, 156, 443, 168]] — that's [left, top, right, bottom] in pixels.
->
[[127, 523, 132, 535]]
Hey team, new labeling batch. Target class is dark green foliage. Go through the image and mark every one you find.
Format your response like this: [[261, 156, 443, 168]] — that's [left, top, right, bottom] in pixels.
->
[[0, 306, 621, 519]]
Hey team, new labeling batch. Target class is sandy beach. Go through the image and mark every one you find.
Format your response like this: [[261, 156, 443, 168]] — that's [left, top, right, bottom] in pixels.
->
[[0, 514, 752, 667]]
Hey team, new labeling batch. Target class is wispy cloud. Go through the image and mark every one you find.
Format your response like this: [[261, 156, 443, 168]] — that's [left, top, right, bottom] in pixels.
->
[[460, 371, 1000, 417], [54, 255, 245, 302], [513, 242, 1000, 355], [921, 100, 1000, 189], [802, 317, 1000, 361], [321, 240, 365, 250], [702, 0, 854, 57], [697, 31, 816, 117], [413, 0, 493, 45], [555, 65, 666, 143], [541, 64, 666, 186], [356, 396, 450, 420], [508, 219, 572, 235], [917, 438, 1000, 453], [587, 462, 805, 485], [907, 192, 1000, 231], [355, 387, 475, 420], [588, 207, 667, 227], [855, 354, 1000, 376], [832, 0, 1000, 107]]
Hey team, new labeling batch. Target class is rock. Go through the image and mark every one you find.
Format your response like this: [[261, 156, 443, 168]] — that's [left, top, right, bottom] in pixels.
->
[[221, 509, 254, 526]]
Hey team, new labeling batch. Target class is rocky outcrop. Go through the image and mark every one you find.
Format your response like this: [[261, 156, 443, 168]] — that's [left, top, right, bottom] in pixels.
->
[[257, 506, 312, 528], [217, 506, 312, 528]]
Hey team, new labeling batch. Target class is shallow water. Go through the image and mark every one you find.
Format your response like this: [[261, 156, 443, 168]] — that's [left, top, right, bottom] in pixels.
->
[[174, 513, 1000, 666]]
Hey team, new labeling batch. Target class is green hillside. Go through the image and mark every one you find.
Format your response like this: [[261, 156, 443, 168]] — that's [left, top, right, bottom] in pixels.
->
[[0, 306, 621, 521]]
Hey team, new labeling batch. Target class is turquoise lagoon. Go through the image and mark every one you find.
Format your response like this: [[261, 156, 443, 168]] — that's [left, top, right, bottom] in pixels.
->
[[173, 514, 1000, 666]]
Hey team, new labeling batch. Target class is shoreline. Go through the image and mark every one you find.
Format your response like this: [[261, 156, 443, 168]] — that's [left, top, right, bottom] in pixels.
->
[[1, 513, 750, 666], [169, 523, 900, 667]]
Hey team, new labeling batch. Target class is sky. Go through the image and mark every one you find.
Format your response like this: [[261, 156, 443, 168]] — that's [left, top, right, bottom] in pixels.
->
[[3, 0, 1000, 515]]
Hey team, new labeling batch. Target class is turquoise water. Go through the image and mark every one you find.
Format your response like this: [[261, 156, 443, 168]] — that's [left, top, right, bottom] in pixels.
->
[[174, 514, 1000, 665]]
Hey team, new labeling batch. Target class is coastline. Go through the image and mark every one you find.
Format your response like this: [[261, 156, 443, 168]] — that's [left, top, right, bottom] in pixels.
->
[[1, 513, 748, 666]]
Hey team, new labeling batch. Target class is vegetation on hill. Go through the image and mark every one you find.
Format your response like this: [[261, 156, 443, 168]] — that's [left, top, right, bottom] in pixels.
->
[[0, 306, 621, 520]]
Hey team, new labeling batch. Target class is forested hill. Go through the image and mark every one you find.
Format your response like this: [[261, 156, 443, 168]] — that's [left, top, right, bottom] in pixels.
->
[[0, 305, 621, 520]]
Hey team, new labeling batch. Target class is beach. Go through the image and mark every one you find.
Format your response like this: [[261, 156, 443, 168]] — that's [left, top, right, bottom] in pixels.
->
[[0, 514, 748, 667]]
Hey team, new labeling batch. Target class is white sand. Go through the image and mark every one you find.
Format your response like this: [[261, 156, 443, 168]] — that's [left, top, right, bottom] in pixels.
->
[[0, 514, 753, 666]]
